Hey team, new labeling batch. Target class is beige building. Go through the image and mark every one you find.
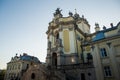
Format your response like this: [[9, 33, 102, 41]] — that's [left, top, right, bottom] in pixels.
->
[[46, 8, 96, 80], [4, 53, 40, 80], [46, 8, 120, 80], [46, 8, 92, 66], [91, 22, 120, 80]]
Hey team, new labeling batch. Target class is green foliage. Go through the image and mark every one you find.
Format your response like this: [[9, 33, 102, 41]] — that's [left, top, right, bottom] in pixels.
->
[[0, 70, 6, 80]]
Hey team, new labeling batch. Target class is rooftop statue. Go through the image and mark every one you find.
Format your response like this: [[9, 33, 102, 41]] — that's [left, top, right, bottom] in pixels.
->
[[69, 11, 73, 16], [54, 8, 62, 16]]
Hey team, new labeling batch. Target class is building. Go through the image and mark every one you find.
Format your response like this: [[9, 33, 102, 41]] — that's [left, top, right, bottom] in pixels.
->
[[5, 8, 120, 80], [46, 8, 96, 80], [21, 63, 47, 80], [91, 22, 120, 80], [0, 69, 6, 80], [4, 53, 40, 80], [46, 8, 120, 80], [46, 8, 92, 66]]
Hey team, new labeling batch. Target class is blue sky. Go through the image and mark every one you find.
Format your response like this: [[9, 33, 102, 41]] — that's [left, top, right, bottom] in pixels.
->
[[0, 0, 120, 69]]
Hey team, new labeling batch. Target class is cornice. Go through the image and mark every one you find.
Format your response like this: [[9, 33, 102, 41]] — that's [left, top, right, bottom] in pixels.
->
[[76, 18, 90, 28]]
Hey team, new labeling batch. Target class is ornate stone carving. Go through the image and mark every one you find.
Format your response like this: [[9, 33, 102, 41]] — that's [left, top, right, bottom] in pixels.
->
[[91, 45, 95, 51], [69, 11, 73, 16], [59, 26, 63, 31], [69, 27, 74, 31], [57, 47, 63, 54], [50, 31, 53, 35], [56, 39, 62, 47], [48, 41, 51, 49], [54, 8, 62, 16]]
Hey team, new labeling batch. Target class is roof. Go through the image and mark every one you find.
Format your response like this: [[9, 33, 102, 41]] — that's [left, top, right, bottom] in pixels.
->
[[92, 31, 105, 41], [9, 53, 40, 63], [92, 23, 119, 42], [20, 55, 40, 63]]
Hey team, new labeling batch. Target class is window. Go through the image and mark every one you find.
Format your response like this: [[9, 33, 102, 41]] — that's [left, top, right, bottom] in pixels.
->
[[81, 73, 85, 80], [26, 64, 29, 69], [56, 33, 59, 39], [76, 34, 80, 40], [104, 66, 112, 77], [100, 48, 107, 57], [31, 73, 35, 79], [87, 53, 93, 60]]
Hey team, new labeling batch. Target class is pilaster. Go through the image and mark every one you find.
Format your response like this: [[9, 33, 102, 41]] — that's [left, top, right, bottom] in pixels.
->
[[106, 42, 120, 80], [92, 44, 104, 80]]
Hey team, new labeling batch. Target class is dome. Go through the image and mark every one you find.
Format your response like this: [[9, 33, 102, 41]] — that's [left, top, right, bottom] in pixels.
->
[[20, 55, 40, 63]]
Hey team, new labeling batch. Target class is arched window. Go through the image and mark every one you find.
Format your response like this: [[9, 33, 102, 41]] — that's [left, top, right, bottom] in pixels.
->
[[31, 73, 35, 79], [52, 53, 57, 67], [56, 33, 59, 39]]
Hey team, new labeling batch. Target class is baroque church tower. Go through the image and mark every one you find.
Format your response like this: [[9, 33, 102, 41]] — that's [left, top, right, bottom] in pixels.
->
[[46, 8, 91, 67]]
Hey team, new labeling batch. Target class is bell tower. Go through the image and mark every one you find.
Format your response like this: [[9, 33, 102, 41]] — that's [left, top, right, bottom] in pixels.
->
[[46, 8, 91, 67]]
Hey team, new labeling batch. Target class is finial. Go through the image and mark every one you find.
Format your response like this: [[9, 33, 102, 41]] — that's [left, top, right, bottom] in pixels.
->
[[16, 53, 18, 56], [110, 23, 113, 27], [55, 8, 62, 14], [75, 9, 77, 14], [54, 8, 62, 17], [69, 11, 73, 16], [95, 23, 99, 27], [82, 15, 84, 18], [103, 26, 106, 30]]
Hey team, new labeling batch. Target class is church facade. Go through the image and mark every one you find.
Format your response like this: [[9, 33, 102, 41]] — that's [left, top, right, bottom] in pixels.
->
[[46, 8, 96, 80], [46, 8, 120, 80], [46, 8, 92, 66]]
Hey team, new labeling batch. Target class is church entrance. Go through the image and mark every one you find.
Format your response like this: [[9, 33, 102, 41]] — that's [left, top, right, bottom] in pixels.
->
[[52, 53, 57, 67]]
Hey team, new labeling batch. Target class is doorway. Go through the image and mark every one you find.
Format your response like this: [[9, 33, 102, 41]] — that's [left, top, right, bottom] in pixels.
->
[[52, 53, 57, 67], [81, 73, 85, 80]]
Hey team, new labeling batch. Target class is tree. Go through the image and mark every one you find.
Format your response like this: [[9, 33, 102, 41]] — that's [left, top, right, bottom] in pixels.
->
[[0, 69, 6, 80]]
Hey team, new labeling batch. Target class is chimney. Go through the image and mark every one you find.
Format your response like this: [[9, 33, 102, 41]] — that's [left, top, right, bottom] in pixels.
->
[[110, 23, 113, 28], [95, 23, 100, 32]]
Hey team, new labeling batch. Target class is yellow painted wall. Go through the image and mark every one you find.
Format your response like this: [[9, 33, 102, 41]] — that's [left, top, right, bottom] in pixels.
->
[[85, 46, 91, 51], [63, 30, 70, 52]]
